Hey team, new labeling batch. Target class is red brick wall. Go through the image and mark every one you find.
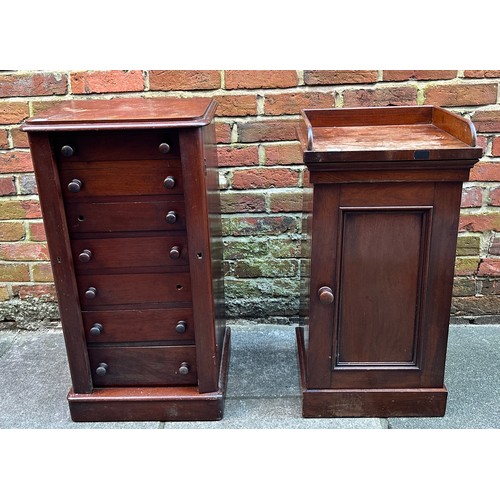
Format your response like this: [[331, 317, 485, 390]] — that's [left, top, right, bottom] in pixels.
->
[[1, 70, 499, 323]]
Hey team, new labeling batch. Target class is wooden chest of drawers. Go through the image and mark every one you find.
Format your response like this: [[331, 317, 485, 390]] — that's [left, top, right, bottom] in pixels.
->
[[22, 97, 229, 422], [297, 106, 482, 418]]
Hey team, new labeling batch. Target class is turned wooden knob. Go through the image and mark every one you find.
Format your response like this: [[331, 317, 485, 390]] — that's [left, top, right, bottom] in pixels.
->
[[169, 246, 181, 259], [163, 176, 176, 189], [61, 145, 75, 157], [179, 362, 190, 375], [318, 286, 334, 304], [159, 142, 171, 154], [85, 287, 97, 300], [90, 323, 103, 336], [96, 362, 108, 376], [78, 249, 92, 262], [67, 179, 82, 192], [175, 320, 187, 333], [166, 211, 177, 224]]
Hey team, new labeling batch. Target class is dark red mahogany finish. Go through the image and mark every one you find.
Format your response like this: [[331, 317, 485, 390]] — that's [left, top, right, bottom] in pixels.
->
[[22, 97, 229, 421], [297, 106, 482, 417]]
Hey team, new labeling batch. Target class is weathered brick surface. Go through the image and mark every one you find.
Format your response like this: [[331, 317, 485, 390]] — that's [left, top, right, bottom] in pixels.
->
[[1, 69, 500, 322]]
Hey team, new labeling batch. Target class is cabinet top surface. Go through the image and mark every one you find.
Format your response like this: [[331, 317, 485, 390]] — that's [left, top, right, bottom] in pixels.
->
[[21, 97, 216, 132], [299, 106, 483, 163]]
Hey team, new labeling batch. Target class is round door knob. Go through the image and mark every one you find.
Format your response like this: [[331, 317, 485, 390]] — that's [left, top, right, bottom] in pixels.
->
[[159, 142, 171, 154], [178, 362, 190, 375], [67, 179, 82, 192], [61, 145, 75, 157], [78, 249, 92, 262], [166, 211, 177, 224], [318, 286, 334, 305], [96, 362, 108, 376], [163, 176, 176, 189], [85, 287, 97, 300], [175, 320, 187, 334], [169, 246, 181, 259], [90, 323, 103, 336]]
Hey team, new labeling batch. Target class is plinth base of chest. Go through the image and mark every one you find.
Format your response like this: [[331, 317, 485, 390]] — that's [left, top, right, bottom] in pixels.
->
[[296, 328, 447, 418], [68, 327, 231, 422]]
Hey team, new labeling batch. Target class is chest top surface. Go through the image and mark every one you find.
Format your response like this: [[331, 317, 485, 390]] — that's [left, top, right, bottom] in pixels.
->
[[21, 97, 216, 132]]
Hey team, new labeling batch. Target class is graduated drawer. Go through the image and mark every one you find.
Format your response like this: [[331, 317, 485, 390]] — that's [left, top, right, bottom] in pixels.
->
[[72, 235, 189, 271], [77, 273, 191, 308], [53, 129, 179, 161], [88, 345, 197, 387], [82, 308, 195, 343], [60, 161, 184, 198], [65, 199, 185, 233]]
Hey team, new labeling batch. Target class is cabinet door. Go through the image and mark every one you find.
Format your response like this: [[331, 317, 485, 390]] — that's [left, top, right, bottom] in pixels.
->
[[307, 182, 462, 390]]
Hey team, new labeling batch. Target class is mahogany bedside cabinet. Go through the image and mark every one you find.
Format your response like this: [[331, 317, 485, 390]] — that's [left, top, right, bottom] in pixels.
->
[[296, 106, 482, 417], [21, 97, 230, 422]]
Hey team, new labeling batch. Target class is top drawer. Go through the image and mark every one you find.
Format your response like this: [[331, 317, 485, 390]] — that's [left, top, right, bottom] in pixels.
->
[[52, 129, 179, 162]]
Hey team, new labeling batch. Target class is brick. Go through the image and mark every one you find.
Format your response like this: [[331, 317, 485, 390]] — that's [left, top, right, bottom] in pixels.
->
[[264, 92, 333, 116], [269, 191, 303, 212], [454, 257, 480, 275], [0, 102, 29, 124], [222, 215, 300, 236], [232, 168, 300, 189], [10, 127, 29, 148], [215, 122, 232, 144], [469, 162, 500, 181], [0, 242, 49, 261], [0, 200, 42, 219], [214, 94, 257, 117], [217, 145, 259, 167], [0, 176, 15, 195], [304, 70, 378, 85], [452, 277, 476, 297], [0, 129, 8, 148], [12, 284, 56, 300], [492, 137, 500, 157], [223, 238, 300, 260], [233, 258, 298, 278], [478, 278, 500, 295], [0, 285, 9, 301], [0, 263, 29, 281], [460, 186, 483, 208], [71, 70, 144, 94], [0, 151, 33, 173], [0, 72, 67, 97], [18, 174, 38, 195], [27, 221, 46, 241], [0, 221, 25, 241], [264, 143, 303, 165], [342, 86, 417, 107], [383, 70, 457, 81], [459, 213, 500, 232], [149, 70, 220, 91], [451, 295, 500, 316], [464, 70, 500, 78], [220, 192, 266, 213], [424, 83, 497, 106], [489, 236, 500, 255], [238, 120, 300, 143], [476, 134, 488, 152], [456, 235, 481, 256], [225, 70, 297, 89], [31, 262, 54, 282], [478, 258, 500, 276], [472, 110, 500, 132]]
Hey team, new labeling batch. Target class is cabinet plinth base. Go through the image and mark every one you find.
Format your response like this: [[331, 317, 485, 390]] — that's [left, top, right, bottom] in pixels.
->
[[296, 327, 447, 418], [68, 327, 231, 422]]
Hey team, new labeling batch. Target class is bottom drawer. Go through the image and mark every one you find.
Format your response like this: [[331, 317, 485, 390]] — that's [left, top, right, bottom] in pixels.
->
[[88, 345, 197, 387]]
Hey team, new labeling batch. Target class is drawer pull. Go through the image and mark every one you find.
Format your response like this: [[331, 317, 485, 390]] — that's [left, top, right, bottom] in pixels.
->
[[67, 179, 82, 192], [175, 320, 187, 334], [90, 323, 103, 336], [78, 249, 92, 262], [169, 246, 181, 259], [166, 211, 177, 224], [178, 362, 190, 375], [318, 286, 334, 305], [163, 176, 176, 189], [96, 362, 108, 376], [61, 145, 75, 157], [85, 287, 97, 300], [159, 142, 171, 154]]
